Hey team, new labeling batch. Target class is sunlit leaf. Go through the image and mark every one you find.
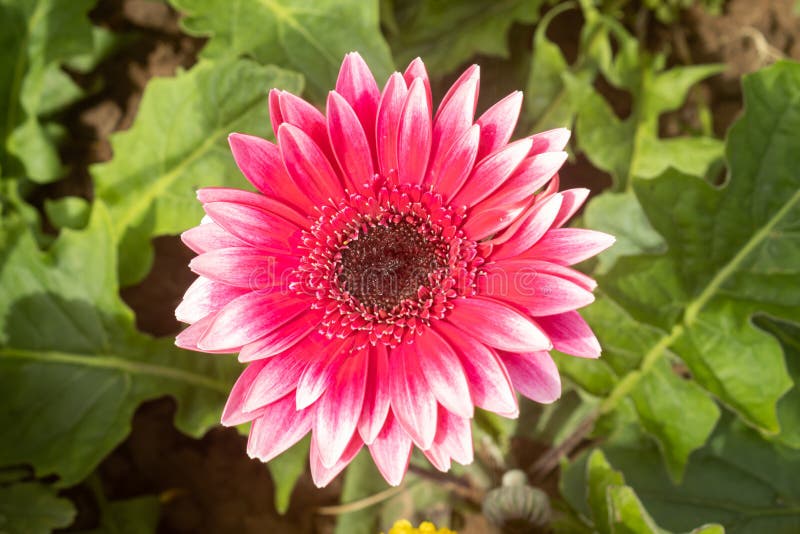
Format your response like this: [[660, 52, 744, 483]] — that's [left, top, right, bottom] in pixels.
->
[[268, 436, 310, 515], [0, 0, 95, 183], [564, 417, 797, 533], [0, 203, 239, 486], [0, 482, 76, 534], [92, 58, 303, 286], [386, 0, 544, 74], [169, 0, 392, 101]]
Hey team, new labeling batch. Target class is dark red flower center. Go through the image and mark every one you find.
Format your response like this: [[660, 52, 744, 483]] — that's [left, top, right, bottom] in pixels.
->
[[337, 221, 445, 310], [296, 174, 485, 347]]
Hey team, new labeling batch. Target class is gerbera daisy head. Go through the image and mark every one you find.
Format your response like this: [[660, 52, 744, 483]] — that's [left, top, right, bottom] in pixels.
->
[[176, 52, 614, 487]]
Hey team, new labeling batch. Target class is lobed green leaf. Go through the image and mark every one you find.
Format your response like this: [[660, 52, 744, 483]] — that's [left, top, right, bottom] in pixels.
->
[[0, 203, 240, 486], [92, 58, 303, 286]]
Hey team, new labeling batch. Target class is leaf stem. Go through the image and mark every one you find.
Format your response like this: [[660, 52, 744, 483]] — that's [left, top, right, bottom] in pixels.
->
[[0, 347, 230, 393], [314, 482, 413, 516]]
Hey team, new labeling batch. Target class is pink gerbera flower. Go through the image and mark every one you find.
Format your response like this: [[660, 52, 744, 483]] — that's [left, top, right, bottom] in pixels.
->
[[176, 53, 614, 487]]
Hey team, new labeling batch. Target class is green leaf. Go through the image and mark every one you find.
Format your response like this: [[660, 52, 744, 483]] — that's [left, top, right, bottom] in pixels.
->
[[386, 0, 544, 75], [0, 482, 76, 534], [92, 58, 303, 286], [0, 0, 95, 183], [629, 359, 720, 482], [578, 450, 723, 534], [526, 0, 611, 132], [756, 317, 800, 448], [583, 191, 664, 273], [565, 417, 797, 534], [44, 196, 91, 230], [85, 495, 160, 534], [572, 61, 799, 482], [333, 450, 387, 534], [587, 450, 625, 534], [607, 486, 664, 534], [575, 41, 724, 189], [169, 0, 393, 101], [526, 2, 723, 189], [0, 203, 239, 486], [268, 436, 309, 514]]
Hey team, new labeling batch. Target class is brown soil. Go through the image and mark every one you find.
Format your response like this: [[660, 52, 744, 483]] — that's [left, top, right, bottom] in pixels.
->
[[51, 0, 800, 532]]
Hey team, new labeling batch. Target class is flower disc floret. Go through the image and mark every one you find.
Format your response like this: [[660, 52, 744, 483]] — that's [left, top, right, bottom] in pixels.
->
[[296, 175, 483, 347]]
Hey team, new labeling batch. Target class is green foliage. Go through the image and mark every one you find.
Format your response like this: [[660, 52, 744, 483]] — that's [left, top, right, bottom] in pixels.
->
[[384, 0, 544, 74], [44, 196, 91, 230], [0, 0, 96, 184], [92, 58, 303, 286], [82, 490, 161, 534], [527, 0, 724, 190], [169, 0, 393, 101], [563, 415, 800, 533], [268, 437, 310, 515], [0, 482, 76, 534], [0, 204, 239, 486], [561, 449, 724, 533], [562, 61, 800, 484], [640, 0, 725, 24], [0, 0, 797, 531]]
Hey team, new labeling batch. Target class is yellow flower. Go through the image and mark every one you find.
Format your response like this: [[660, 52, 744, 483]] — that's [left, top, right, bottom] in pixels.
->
[[385, 519, 456, 534]]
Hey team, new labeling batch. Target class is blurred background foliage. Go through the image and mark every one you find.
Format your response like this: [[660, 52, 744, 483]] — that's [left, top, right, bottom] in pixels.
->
[[1, 0, 799, 532]]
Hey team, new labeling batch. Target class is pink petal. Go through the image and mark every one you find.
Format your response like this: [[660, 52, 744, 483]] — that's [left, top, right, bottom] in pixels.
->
[[247, 393, 313, 462], [446, 297, 551, 352], [238, 309, 322, 362], [479, 268, 595, 316], [197, 186, 310, 229], [175, 276, 248, 324], [327, 91, 374, 194], [434, 322, 518, 416], [423, 408, 474, 472], [389, 342, 437, 449], [530, 128, 571, 154], [499, 350, 562, 404], [521, 228, 616, 266], [221, 360, 269, 426], [368, 411, 412, 486], [277, 90, 336, 165], [278, 124, 345, 205], [189, 248, 297, 289], [483, 259, 597, 292], [203, 201, 300, 252], [473, 151, 567, 214], [461, 201, 528, 241], [552, 188, 590, 228], [310, 432, 363, 488], [428, 124, 480, 199], [536, 311, 601, 358], [243, 347, 311, 412], [197, 291, 311, 351], [227, 134, 310, 213], [416, 329, 473, 418], [396, 78, 432, 185], [314, 348, 369, 467], [181, 222, 245, 254], [403, 57, 432, 111], [175, 313, 234, 354], [430, 65, 479, 168], [268, 89, 284, 134], [336, 52, 380, 161], [376, 73, 408, 176], [475, 91, 523, 161], [358, 344, 391, 444], [489, 193, 563, 260], [295, 336, 351, 409], [452, 138, 533, 208]]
